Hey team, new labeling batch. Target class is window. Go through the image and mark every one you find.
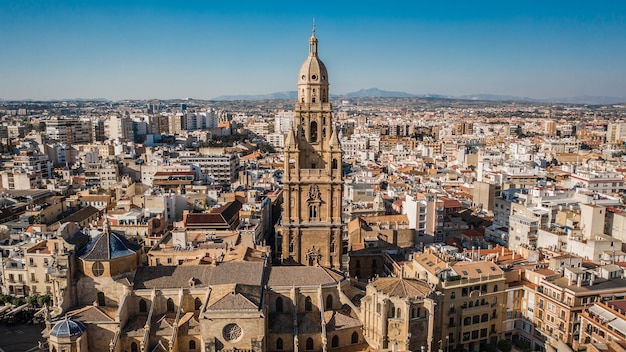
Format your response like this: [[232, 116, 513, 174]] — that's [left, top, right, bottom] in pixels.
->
[[97, 292, 105, 306], [326, 295, 333, 310], [310, 121, 318, 142], [493, 285, 498, 292], [195, 297, 202, 311], [481, 313, 488, 322], [309, 205, 318, 219], [451, 291, 456, 299], [276, 338, 283, 350], [167, 298, 175, 313], [396, 308, 402, 319], [332, 158, 338, 169], [464, 317, 471, 325], [473, 315, 480, 324], [276, 297, 283, 312], [372, 260, 377, 270], [139, 299, 147, 313], [189, 340, 196, 350], [306, 337, 314, 350], [92, 261, 105, 277], [332, 335, 339, 348], [351, 331, 358, 344], [305, 296, 313, 312], [131, 342, 138, 352]]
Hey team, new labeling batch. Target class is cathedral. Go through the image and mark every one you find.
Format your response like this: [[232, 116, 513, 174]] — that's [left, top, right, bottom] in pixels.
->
[[42, 30, 440, 352], [276, 27, 343, 269]]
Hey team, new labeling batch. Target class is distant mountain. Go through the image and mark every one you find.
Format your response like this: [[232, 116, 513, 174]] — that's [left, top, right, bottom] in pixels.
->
[[457, 94, 535, 102], [457, 94, 626, 105], [213, 91, 297, 101], [343, 88, 416, 98], [542, 96, 626, 105], [211, 89, 625, 105]]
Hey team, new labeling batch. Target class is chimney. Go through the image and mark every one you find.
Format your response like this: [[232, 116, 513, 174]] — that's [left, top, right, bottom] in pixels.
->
[[589, 273, 595, 286], [577, 276, 582, 287], [477, 247, 481, 260]]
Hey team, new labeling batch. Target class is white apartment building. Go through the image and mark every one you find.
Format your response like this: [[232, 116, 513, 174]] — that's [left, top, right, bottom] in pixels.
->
[[569, 171, 625, 195]]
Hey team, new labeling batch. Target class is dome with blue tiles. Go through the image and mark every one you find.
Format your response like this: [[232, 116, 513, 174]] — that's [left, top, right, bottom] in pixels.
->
[[50, 317, 86, 338], [78, 228, 142, 261]]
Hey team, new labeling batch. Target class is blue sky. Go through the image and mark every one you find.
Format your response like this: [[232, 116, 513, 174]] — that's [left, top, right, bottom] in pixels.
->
[[1, 1, 625, 100]]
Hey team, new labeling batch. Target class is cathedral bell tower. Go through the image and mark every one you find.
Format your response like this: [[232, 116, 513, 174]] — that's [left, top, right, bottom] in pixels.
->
[[276, 27, 343, 268]]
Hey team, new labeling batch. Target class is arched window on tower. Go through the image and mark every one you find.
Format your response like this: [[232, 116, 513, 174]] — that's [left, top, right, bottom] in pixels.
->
[[351, 332, 359, 344], [131, 342, 138, 352], [167, 298, 175, 313], [139, 299, 147, 313], [305, 296, 313, 311], [194, 297, 202, 311], [332, 158, 338, 169], [310, 121, 318, 142], [276, 297, 283, 312], [306, 337, 314, 350], [326, 295, 333, 310], [332, 335, 339, 348], [276, 338, 283, 350]]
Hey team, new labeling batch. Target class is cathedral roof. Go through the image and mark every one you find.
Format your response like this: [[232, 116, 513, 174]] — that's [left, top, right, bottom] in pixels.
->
[[78, 230, 141, 261], [267, 266, 345, 287], [50, 317, 86, 338], [206, 284, 261, 310], [133, 261, 265, 290], [370, 277, 433, 299]]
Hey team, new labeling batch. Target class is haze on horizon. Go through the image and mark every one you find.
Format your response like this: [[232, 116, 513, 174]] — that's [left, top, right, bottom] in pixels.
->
[[1, 0, 625, 101]]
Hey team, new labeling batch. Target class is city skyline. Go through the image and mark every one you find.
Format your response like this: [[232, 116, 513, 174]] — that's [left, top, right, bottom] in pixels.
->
[[1, 0, 625, 101]]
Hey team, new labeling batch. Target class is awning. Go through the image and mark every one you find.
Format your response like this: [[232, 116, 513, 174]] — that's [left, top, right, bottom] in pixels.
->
[[608, 318, 626, 336], [588, 305, 616, 322]]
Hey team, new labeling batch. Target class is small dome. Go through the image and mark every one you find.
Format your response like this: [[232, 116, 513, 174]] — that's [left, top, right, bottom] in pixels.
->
[[298, 31, 329, 84], [299, 56, 328, 84], [50, 318, 86, 337]]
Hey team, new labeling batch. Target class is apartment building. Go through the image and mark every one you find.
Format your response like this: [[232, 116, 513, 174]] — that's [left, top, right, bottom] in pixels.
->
[[405, 249, 506, 352]]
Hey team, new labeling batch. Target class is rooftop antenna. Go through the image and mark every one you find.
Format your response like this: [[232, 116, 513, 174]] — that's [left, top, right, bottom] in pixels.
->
[[312, 18, 316, 35]]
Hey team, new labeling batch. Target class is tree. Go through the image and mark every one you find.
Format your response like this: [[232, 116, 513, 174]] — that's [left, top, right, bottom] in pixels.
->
[[26, 295, 39, 306], [12, 297, 25, 306], [0, 294, 11, 304], [37, 295, 52, 307], [497, 340, 512, 352]]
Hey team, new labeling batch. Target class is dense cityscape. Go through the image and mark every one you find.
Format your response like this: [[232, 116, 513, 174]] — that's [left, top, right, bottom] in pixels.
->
[[2, 20, 626, 352]]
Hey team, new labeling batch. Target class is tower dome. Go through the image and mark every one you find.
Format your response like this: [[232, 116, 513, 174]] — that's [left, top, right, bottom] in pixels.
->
[[50, 317, 86, 338], [297, 26, 330, 105], [298, 30, 328, 84]]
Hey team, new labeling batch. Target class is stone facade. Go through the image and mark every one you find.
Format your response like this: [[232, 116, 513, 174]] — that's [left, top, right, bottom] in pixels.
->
[[276, 29, 343, 269]]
